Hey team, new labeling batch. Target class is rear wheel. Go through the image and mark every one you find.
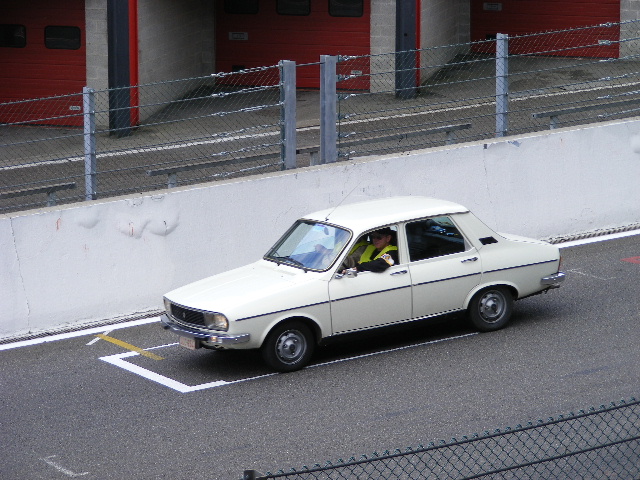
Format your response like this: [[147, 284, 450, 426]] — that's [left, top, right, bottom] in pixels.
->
[[468, 286, 513, 332], [261, 321, 315, 372]]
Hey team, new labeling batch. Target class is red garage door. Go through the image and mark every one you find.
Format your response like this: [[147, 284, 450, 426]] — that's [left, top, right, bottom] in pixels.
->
[[471, 0, 620, 57], [215, 0, 370, 89], [0, 1, 85, 127]]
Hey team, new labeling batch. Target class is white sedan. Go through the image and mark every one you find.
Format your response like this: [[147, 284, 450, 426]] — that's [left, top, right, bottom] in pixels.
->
[[161, 197, 565, 371]]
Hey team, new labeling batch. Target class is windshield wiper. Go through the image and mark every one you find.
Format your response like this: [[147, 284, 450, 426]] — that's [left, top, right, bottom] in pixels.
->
[[270, 256, 307, 271]]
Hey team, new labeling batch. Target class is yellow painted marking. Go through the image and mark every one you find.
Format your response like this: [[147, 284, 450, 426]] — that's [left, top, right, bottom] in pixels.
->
[[96, 334, 164, 360]]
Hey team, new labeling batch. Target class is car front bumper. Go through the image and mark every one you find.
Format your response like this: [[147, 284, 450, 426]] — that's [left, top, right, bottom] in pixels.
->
[[160, 314, 250, 346], [541, 271, 566, 288]]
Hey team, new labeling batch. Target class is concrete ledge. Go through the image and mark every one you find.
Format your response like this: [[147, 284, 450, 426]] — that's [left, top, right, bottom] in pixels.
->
[[2, 118, 640, 337]]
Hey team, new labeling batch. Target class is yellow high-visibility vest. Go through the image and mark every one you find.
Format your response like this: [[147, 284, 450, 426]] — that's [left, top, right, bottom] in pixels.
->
[[359, 244, 398, 263]]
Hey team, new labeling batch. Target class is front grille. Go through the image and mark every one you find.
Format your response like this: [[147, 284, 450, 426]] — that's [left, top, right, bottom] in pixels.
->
[[170, 304, 205, 326]]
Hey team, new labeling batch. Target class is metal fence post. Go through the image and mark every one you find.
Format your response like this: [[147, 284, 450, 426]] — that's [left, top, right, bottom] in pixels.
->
[[496, 33, 509, 137], [320, 55, 338, 164], [83, 87, 97, 200], [280, 60, 297, 170]]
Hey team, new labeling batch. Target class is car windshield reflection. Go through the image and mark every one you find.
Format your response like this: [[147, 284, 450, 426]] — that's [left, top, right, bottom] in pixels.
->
[[265, 220, 351, 271]]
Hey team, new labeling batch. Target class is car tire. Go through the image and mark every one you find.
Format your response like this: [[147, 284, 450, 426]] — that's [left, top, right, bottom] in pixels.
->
[[261, 321, 315, 372], [468, 286, 513, 332]]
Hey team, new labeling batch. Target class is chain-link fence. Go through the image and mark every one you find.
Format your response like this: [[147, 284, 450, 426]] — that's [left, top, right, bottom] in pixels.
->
[[0, 63, 292, 212], [243, 397, 639, 480], [3, 20, 640, 213], [335, 20, 640, 160]]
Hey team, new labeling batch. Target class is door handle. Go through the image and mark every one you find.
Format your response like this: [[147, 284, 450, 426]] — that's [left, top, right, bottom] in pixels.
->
[[461, 256, 478, 263], [390, 269, 408, 275]]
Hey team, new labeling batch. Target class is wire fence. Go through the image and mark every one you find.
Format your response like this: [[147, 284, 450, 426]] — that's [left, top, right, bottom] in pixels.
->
[[335, 21, 640, 159], [0, 64, 288, 212], [243, 397, 640, 480], [2, 20, 640, 213]]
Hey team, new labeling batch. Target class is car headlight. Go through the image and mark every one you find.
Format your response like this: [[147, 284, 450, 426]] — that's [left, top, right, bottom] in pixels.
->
[[203, 312, 229, 331], [163, 297, 172, 314]]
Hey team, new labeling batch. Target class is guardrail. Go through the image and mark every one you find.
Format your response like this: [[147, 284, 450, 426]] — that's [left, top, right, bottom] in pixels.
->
[[243, 397, 640, 480], [0, 182, 77, 207], [532, 97, 640, 129]]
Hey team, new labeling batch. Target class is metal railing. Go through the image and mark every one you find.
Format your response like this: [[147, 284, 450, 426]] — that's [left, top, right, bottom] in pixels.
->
[[2, 20, 640, 213], [242, 397, 640, 480]]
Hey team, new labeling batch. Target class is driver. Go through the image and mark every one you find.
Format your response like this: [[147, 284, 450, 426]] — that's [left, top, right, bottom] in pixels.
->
[[345, 227, 399, 273]]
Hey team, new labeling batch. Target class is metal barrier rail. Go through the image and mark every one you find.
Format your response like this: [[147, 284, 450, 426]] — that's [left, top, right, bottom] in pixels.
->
[[532, 97, 640, 129], [0, 182, 76, 207], [243, 397, 639, 480]]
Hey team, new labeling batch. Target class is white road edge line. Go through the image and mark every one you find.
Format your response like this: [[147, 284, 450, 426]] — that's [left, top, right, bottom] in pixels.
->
[[557, 229, 640, 248], [99, 332, 478, 393], [0, 317, 160, 351]]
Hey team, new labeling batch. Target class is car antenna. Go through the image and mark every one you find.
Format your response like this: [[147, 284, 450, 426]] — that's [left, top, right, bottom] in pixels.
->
[[325, 182, 362, 221]]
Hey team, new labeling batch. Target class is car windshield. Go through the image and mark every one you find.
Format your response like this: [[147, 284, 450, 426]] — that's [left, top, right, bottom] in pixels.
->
[[265, 220, 351, 271]]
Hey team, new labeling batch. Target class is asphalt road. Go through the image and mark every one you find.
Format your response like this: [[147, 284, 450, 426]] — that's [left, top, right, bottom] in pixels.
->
[[1, 233, 639, 479]]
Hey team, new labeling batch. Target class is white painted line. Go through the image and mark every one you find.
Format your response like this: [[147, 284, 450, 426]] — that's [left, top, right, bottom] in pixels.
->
[[41, 455, 89, 477], [309, 332, 479, 368], [0, 317, 160, 351], [558, 229, 640, 248], [99, 333, 477, 392], [86, 330, 111, 346], [99, 350, 277, 393]]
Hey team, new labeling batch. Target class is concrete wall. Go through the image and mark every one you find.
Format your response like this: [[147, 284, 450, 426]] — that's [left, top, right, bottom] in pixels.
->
[[2, 118, 640, 339]]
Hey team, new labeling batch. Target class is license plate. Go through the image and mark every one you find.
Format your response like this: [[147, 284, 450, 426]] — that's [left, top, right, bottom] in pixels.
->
[[179, 336, 200, 350]]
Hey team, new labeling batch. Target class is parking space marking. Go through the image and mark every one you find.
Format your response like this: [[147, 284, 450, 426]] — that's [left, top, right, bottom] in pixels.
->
[[100, 350, 277, 393], [99, 333, 478, 393], [95, 333, 164, 360], [86, 330, 111, 346], [565, 268, 615, 281]]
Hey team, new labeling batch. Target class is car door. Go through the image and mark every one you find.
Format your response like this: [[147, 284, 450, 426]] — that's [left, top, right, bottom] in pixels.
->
[[328, 227, 412, 335], [406, 216, 482, 317]]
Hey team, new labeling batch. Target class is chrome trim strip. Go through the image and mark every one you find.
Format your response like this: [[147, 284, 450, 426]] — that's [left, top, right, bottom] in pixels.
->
[[236, 300, 330, 322], [483, 259, 557, 275], [161, 314, 250, 345]]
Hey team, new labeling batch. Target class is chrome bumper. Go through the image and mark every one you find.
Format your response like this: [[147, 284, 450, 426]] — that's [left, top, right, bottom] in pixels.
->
[[160, 314, 250, 346], [541, 271, 566, 288]]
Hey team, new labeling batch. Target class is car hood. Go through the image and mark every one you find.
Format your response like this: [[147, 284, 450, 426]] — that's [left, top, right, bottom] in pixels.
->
[[164, 260, 326, 320]]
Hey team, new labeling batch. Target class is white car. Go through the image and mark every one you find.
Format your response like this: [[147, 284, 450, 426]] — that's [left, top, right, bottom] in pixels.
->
[[161, 197, 565, 371]]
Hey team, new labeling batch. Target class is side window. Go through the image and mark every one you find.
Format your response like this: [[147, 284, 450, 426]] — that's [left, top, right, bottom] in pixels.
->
[[329, 0, 363, 17], [224, 0, 259, 14], [0, 24, 26, 48], [45, 26, 81, 50], [277, 0, 310, 15], [406, 216, 467, 262]]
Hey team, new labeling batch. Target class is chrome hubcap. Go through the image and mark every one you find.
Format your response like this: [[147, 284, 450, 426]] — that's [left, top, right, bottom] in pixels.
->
[[276, 330, 306, 363], [479, 292, 505, 323]]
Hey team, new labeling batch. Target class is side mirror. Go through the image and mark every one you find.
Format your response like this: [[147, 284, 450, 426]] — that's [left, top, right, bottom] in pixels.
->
[[335, 268, 358, 279]]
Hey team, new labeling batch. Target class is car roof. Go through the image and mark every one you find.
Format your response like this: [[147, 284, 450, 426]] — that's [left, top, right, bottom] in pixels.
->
[[303, 196, 469, 233]]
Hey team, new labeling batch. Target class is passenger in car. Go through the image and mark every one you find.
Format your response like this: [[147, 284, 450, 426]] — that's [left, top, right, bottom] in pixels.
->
[[351, 227, 399, 273]]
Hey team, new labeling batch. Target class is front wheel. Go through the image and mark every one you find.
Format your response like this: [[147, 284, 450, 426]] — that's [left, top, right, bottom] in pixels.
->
[[468, 286, 513, 332], [261, 321, 315, 372]]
